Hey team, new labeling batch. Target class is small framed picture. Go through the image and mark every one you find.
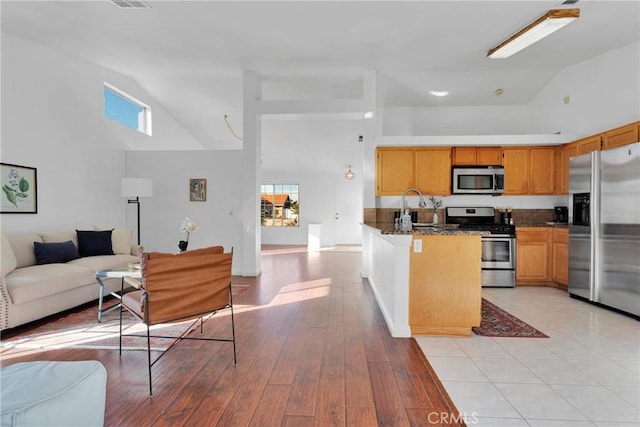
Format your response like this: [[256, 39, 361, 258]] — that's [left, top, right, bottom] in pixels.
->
[[189, 178, 207, 202], [1, 163, 38, 213]]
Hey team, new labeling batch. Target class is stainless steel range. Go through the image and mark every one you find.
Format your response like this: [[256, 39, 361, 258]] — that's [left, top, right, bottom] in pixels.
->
[[446, 207, 516, 288]]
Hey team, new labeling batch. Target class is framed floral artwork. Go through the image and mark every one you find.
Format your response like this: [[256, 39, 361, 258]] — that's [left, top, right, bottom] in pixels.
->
[[189, 178, 206, 202], [1, 163, 37, 213]]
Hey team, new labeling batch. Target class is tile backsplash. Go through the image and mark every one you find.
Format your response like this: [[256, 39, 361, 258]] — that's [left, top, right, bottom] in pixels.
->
[[364, 208, 555, 226]]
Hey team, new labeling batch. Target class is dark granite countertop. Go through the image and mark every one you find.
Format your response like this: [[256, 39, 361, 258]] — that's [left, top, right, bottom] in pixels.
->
[[517, 222, 569, 228], [364, 222, 489, 236]]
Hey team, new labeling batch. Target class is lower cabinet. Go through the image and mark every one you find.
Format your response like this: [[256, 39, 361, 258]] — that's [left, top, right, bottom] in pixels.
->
[[516, 227, 568, 288], [551, 228, 569, 288], [516, 227, 551, 284]]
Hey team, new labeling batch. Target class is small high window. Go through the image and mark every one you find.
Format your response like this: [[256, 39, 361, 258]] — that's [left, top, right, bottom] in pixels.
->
[[261, 184, 299, 227], [104, 83, 152, 135]]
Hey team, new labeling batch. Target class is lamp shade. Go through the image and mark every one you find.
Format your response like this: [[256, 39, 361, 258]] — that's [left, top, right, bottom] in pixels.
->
[[121, 178, 153, 198]]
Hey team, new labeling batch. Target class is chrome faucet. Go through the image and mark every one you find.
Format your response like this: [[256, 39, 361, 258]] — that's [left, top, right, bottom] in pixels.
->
[[401, 188, 427, 212]]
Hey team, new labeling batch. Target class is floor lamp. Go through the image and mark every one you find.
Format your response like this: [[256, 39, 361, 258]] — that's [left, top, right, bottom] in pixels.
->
[[121, 178, 153, 245]]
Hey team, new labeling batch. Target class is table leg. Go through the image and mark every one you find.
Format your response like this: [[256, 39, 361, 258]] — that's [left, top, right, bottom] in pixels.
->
[[95, 276, 123, 322], [97, 277, 106, 322]]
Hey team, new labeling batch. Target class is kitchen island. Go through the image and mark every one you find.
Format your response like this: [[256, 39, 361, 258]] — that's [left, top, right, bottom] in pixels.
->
[[362, 223, 485, 337]]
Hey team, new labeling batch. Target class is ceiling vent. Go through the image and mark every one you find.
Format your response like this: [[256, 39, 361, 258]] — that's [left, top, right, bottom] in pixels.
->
[[110, 0, 150, 9]]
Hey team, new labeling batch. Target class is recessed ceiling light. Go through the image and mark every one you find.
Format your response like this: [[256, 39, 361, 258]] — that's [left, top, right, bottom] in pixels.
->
[[363, 111, 374, 119], [495, 88, 504, 96], [429, 90, 449, 97]]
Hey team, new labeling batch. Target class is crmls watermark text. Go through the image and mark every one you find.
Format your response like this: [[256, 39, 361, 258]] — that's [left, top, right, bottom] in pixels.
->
[[426, 411, 479, 425]]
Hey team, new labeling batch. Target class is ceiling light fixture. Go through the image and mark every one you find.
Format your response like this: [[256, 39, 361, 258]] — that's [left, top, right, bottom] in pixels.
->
[[363, 111, 374, 119], [345, 165, 355, 180], [495, 88, 504, 96], [110, 0, 150, 9], [429, 90, 449, 97], [487, 8, 580, 59], [223, 114, 243, 141]]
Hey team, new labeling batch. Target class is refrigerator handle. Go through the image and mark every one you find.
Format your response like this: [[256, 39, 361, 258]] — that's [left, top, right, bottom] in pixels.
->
[[591, 150, 601, 303]]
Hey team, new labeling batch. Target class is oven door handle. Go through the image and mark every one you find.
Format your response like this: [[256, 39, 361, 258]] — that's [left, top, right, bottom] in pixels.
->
[[483, 235, 514, 239]]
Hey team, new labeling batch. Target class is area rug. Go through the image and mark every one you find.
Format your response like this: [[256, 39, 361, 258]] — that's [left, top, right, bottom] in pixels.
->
[[1, 286, 247, 353], [472, 299, 548, 338]]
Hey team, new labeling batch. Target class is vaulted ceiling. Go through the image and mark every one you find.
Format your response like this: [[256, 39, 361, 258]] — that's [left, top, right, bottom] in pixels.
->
[[2, 0, 639, 154]]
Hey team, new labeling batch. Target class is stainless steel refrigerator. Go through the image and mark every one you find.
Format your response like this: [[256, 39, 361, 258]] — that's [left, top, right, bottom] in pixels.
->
[[569, 142, 640, 318]]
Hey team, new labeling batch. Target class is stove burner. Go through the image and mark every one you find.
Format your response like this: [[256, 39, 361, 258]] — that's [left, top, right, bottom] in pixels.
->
[[445, 206, 515, 236]]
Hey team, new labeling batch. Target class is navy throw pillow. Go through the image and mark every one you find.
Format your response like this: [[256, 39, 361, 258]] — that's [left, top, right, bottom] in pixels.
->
[[33, 241, 80, 265], [76, 230, 114, 257]]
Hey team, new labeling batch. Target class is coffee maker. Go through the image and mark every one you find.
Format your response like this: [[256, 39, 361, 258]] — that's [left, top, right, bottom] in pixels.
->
[[554, 206, 568, 223]]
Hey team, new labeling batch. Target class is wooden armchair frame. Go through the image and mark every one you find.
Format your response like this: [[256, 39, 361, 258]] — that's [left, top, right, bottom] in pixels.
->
[[118, 246, 237, 395]]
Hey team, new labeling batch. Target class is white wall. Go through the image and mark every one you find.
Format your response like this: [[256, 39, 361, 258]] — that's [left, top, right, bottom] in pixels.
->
[[529, 41, 640, 137], [261, 170, 363, 247], [0, 33, 206, 236], [382, 41, 640, 139], [124, 150, 244, 273], [383, 105, 533, 136]]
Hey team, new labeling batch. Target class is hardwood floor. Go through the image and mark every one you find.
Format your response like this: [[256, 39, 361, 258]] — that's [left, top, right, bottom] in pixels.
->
[[1, 246, 463, 426]]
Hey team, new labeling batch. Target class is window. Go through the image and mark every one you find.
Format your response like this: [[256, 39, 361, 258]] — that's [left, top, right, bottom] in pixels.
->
[[261, 184, 299, 227], [104, 83, 152, 135]]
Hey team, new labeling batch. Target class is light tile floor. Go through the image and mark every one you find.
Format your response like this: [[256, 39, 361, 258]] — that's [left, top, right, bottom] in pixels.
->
[[415, 287, 640, 427]]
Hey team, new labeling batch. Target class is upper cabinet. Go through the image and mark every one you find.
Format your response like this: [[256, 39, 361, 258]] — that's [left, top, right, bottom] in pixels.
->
[[376, 147, 451, 196], [556, 143, 578, 194], [503, 146, 556, 195], [530, 147, 556, 195], [502, 148, 530, 195], [603, 122, 639, 150], [376, 148, 415, 195], [415, 148, 451, 196], [576, 135, 602, 155], [452, 147, 502, 166]]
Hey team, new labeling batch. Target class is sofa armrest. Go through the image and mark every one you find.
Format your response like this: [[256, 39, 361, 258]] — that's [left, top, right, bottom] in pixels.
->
[[0, 275, 11, 330], [131, 245, 144, 257]]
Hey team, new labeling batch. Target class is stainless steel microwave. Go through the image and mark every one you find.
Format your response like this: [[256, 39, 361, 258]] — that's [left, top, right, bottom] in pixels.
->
[[452, 166, 505, 195]]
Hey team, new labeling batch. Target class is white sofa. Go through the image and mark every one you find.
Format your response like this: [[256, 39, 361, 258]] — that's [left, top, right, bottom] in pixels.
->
[[1, 229, 142, 331]]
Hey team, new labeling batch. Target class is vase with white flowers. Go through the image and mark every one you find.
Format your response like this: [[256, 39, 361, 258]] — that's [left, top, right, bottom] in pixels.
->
[[429, 195, 442, 224], [178, 217, 198, 252]]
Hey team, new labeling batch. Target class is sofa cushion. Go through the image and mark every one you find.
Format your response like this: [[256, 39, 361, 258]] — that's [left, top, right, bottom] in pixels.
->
[[5, 263, 95, 304], [8, 234, 42, 268], [33, 241, 80, 265], [68, 254, 139, 272], [76, 230, 114, 257], [1, 231, 17, 277], [40, 231, 78, 248], [94, 226, 133, 255]]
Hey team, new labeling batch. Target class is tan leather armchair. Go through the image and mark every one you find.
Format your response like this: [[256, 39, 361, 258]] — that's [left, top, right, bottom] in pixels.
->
[[119, 246, 236, 395]]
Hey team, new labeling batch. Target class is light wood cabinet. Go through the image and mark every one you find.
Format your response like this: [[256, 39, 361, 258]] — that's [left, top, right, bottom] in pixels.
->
[[452, 147, 502, 165], [376, 147, 451, 196], [529, 147, 556, 195], [576, 135, 602, 155], [516, 227, 551, 284], [503, 148, 530, 195], [451, 147, 476, 165], [551, 228, 569, 288], [603, 122, 639, 150], [415, 148, 451, 195], [556, 143, 578, 194], [410, 235, 482, 336], [376, 148, 415, 195]]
